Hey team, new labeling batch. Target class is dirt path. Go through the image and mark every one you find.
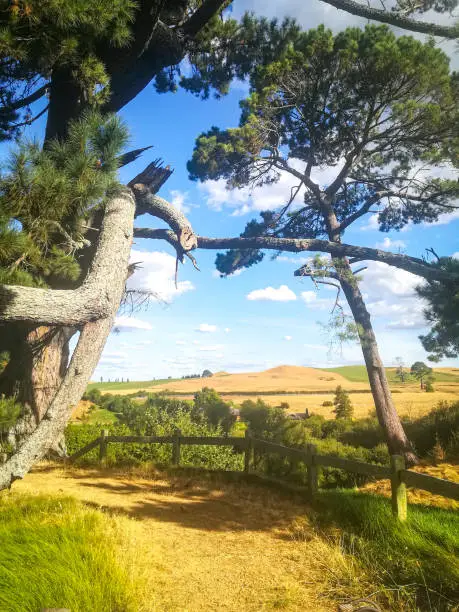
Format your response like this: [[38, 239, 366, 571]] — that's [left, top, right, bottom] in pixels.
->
[[15, 464, 345, 611]]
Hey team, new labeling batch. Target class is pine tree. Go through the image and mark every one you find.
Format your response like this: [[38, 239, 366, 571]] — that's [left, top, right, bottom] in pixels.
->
[[0, 112, 129, 289], [333, 386, 354, 419], [187, 24, 458, 463]]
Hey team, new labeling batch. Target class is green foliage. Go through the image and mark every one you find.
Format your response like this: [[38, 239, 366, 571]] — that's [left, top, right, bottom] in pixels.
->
[[194, 387, 235, 433], [66, 392, 244, 472], [0, 395, 21, 450], [417, 257, 459, 362], [240, 398, 287, 441], [0, 0, 136, 139], [0, 493, 139, 612], [0, 111, 128, 288], [410, 361, 433, 389], [333, 385, 354, 419]]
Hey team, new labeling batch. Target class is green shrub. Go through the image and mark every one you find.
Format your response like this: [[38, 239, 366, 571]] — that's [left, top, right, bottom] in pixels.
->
[[322, 400, 333, 407]]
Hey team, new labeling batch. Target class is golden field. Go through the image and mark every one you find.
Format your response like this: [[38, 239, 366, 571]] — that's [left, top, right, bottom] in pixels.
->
[[94, 365, 459, 420]]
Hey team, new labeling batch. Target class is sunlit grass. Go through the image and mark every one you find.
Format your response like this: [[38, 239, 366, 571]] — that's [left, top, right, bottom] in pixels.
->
[[0, 493, 141, 612], [314, 490, 459, 610]]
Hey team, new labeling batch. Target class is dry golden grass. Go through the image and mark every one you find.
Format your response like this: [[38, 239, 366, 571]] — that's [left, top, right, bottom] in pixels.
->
[[15, 464, 374, 612], [119, 365, 370, 395], [142, 389, 458, 420], [70, 399, 92, 421], [360, 462, 459, 511]]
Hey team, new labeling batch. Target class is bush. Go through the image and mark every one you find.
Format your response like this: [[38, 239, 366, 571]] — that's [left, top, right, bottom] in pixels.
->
[[322, 400, 333, 407]]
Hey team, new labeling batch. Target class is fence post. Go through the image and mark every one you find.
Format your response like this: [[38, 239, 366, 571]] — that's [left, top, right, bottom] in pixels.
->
[[172, 428, 181, 465], [306, 444, 318, 500], [99, 429, 108, 464], [390, 454, 407, 521], [244, 429, 252, 474]]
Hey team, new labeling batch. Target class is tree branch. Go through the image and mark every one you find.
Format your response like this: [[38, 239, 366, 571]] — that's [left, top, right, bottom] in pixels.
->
[[181, 0, 228, 36], [5, 84, 49, 113], [0, 190, 136, 325], [319, 0, 459, 38]]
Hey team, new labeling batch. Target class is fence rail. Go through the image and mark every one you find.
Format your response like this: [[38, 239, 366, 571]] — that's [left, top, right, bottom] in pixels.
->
[[68, 430, 459, 521]]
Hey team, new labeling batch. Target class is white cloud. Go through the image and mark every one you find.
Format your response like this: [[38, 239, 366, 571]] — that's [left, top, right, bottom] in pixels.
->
[[224, 327, 231, 333], [193, 340, 200, 345], [113, 316, 153, 331], [425, 208, 459, 226], [169, 189, 192, 214], [247, 284, 297, 302], [276, 255, 314, 265], [196, 323, 218, 333], [199, 344, 224, 352], [359, 262, 427, 329], [198, 159, 307, 216], [361, 214, 379, 231], [453, 252, 459, 259], [375, 237, 406, 250], [284, 335, 292, 341], [176, 340, 186, 345], [300, 291, 335, 310], [128, 250, 194, 302], [212, 268, 244, 278]]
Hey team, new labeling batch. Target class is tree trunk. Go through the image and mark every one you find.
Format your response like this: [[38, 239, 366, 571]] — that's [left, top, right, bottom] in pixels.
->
[[3, 67, 85, 447], [0, 190, 135, 489], [336, 257, 418, 465]]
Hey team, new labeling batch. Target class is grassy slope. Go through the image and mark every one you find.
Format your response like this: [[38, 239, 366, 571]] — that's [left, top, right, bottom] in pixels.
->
[[324, 365, 459, 383], [0, 493, 139, 612], [87, 378, 180, 392]]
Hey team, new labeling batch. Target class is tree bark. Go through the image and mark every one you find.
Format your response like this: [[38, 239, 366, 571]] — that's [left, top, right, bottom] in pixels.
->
[[336, 257, 418, 465], [319, 0, 459, 38], [0, 189, 135, 489]]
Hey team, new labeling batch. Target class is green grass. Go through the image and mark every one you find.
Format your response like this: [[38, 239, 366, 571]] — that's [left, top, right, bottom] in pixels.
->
[[324, 365, 459, 384], [86, 407, 119, 424], [0, 493, 139, 612], [87, 378, 180, 392], [315, 490, 459, 610]]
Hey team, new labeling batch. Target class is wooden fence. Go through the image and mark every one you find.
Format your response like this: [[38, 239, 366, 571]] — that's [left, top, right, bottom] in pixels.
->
[[69, 429, 459, 522]]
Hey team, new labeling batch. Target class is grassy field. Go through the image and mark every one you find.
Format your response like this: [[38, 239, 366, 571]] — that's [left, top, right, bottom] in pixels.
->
[[11, 464, 459, 611], [87, 378, 180, 392], [0, 490, 139, 612], [325, 365, 459, 384], [86, 365, 459, 421]]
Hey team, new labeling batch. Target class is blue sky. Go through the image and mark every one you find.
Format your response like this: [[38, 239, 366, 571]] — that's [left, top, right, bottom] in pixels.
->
[[2, 0, 458, 380]]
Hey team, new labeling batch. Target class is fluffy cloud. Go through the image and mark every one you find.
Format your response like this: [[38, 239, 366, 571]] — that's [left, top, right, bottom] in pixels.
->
[[247, 285, 297, 302], [113, 316, 153, 331], [196, 323, 218, 333], [169, 189, 192, 214], [224, 327, 231, 333], [300, 291, 335, 310], [198, 159, 308, 216], [375, 237, 406, 250], [284, 335, 292, 341], [359, 262, 427, 329], [176, 340, 186, 345], [127, 250, 194, 302]]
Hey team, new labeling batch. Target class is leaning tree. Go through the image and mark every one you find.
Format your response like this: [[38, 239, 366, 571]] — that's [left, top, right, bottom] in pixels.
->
[[186, 25, 459, 463], [0, 1, 308, 452]]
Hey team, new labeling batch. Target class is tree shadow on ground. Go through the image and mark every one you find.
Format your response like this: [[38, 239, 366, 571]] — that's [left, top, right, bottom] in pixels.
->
[[57, 465, 314, 533]]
